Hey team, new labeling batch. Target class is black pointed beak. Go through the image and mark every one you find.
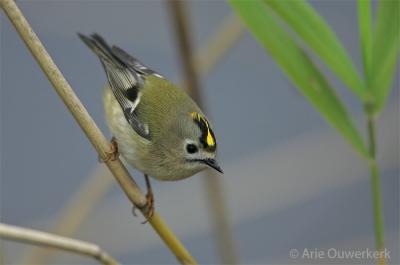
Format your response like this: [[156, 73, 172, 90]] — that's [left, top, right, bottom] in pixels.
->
[[203, 158, 223, 174]]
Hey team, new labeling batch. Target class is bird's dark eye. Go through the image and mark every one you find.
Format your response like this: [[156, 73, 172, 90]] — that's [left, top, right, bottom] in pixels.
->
[[186, 144, 198, 154]]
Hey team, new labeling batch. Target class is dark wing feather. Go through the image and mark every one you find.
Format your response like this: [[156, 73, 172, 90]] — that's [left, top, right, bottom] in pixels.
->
[[78, 33, 151, 140], [111, 46, 162, 77]]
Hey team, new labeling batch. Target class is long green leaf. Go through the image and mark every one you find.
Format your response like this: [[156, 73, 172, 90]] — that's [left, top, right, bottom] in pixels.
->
[[369, 0, 400, 114], [264, 0, 368, 101], [357, 0, 372, 80], [228, 0, 369, 158]]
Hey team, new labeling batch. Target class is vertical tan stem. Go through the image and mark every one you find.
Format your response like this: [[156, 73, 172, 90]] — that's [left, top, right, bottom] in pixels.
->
[[167, 1, 239, 264]]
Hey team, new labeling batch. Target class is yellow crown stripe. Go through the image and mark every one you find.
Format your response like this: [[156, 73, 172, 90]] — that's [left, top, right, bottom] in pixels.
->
[[191, 112, 200, 120], [203, 119, 215, 147], [206, 127, 215, 146], [191, 112, 215, 147]]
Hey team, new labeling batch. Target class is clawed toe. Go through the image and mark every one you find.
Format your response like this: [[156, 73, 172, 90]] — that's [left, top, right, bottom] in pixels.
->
[[141, 192, 155, 224], [129, 175, 155, 223], [131, 192, 155, 224], [99, 137, 119, 162]]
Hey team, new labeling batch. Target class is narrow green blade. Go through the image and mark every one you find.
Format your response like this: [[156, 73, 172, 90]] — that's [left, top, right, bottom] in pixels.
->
[[228, 0, 368, 158], [369, 0, 400, 114], [264, 0, 368, 101], [357, 0, 372, 79]]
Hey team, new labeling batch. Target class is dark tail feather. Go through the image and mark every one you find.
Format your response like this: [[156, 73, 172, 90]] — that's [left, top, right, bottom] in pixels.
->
[[78, 33, 122, 66]]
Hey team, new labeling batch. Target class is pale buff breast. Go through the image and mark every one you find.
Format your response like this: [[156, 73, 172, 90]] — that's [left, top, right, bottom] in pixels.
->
[[102, 87, 150, 170]]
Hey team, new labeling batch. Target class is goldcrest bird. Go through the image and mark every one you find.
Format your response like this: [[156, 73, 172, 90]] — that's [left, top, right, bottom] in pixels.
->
[[78, 33, 222, 216]]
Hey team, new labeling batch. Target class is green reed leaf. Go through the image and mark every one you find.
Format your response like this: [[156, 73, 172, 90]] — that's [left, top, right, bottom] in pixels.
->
[[369, 0, 400, 114], [228, 0, 369, 158], [264, 0, 368, 101], [358, 0, 373, 79]]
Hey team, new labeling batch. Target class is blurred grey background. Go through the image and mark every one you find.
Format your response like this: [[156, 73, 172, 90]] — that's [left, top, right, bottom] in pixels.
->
[[0, 0, 398, 264]]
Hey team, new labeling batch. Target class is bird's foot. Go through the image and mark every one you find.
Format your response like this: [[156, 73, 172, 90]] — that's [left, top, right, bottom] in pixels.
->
[[99, 137, 119, 162], [131, 192, 155, 223], [141, 191, 155, 224]]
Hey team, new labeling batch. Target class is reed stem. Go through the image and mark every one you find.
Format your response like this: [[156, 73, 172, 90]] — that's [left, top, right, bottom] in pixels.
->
[[167, 1, 238, 263], [365, 105, 385, 265], [0, 0, 196, 263], [0, 223, 119, 265]]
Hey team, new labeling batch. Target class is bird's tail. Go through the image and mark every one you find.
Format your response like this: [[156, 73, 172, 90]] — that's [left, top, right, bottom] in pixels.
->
[[78, 33, 122, 67]]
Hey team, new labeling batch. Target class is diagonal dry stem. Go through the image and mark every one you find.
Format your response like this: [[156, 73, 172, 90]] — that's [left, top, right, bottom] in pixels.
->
[[194, 13, 245, 78], [0, 223, 119, 265], [0, 0, 196, 263]]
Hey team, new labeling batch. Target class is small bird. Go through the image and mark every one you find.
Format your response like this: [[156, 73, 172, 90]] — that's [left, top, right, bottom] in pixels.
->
[[78, 33, 222, 218]]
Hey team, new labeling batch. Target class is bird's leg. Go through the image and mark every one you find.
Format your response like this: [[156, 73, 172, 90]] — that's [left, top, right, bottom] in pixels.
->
[[99, 137, 119, 162], [141, 174, 155, 222], [132, 174, 155, 222]]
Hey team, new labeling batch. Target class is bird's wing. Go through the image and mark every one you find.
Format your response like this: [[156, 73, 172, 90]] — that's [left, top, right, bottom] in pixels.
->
[[78, 33, 151, 140], [111, 45, 164, 78]]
